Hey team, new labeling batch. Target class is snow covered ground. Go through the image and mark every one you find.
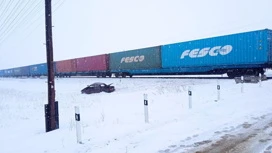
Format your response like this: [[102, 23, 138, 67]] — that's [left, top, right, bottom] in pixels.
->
[[1, 74, 272, 153]]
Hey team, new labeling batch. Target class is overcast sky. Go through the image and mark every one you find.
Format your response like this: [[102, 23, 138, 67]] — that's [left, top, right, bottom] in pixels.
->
[[0, 0, 272, 69]]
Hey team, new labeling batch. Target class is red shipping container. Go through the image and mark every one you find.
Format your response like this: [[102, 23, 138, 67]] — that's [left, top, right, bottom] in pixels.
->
[[56, 59, 77, 73], [76, 54, 109, 72]]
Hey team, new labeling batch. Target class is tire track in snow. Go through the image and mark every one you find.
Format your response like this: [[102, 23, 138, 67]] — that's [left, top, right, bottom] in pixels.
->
[[158, 113, 272, 153]]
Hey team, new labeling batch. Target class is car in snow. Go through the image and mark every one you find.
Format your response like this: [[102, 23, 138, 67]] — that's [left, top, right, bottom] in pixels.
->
[[81, 82, 115, 94]]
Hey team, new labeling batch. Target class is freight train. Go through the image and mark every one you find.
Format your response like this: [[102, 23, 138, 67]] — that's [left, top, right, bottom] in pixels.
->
[[0, 29, 272, 78]]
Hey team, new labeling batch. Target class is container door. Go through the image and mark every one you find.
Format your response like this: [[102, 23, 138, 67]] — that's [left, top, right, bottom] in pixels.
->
[[268, 30, 272, 62]]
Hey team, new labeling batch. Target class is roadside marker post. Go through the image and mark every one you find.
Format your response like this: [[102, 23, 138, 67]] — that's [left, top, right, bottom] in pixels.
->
[[259, 74, 262, 87], [188, 86, 192, 109], [144, 94, 149, 123], [75, 106, 82, 144], [241, 76, 244, 93], [217, 80, 220, 101]]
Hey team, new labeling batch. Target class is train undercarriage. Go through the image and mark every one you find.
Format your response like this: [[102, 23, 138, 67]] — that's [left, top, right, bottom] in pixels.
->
[[226, 68, 265, 78]]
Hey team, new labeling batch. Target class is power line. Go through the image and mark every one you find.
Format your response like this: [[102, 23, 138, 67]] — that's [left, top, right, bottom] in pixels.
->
[[23, 0, 67, 32], [53, 0, 67, 12], [0, 0, 6, 14], [20, 0, 68, 44], [0, 0, 24, 33], [0, 0, 67, 48], [0, 0, 34, 45], [0, 0, 44, 47], [53, 0, 63, 7], [19, 0, 44, 32], [0, 0, 14, 25]]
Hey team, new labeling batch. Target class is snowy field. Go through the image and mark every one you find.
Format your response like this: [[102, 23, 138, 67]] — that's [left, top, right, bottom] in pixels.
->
[[1, 74, 272, 153]]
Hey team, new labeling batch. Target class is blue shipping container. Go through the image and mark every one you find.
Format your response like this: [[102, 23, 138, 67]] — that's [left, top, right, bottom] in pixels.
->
[[268, 30, 272, 62], [0, 70, 3, 77], [20, 66, 30, 76], [13, 67, 21, 76], [29, 63, 48, 76], [4, 69, 14, 76], [162, 29, 272, 69]]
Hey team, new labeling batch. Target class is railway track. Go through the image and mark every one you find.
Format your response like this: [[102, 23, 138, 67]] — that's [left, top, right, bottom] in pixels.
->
[[69, 76, 272, 80], [2, 75, 271, 80]]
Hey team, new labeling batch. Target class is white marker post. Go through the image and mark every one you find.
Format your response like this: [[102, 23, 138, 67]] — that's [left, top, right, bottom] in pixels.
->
[[144, 94, 149, 123], [241, 76, 244, 93], [188, 86, 192, 109], [259, 73, 262, 87], [75, 106, 82, 144], [217, 80, 220, 101]]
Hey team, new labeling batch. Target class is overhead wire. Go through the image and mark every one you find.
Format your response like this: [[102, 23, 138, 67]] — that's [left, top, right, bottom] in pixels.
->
[[0, 0, 44, 47], [0, 0, 14, 25], [0, 0, 6, 14], [23, 0, 67, 32], [0, 0, 68, 48], [20, 0, 68, 43], [0, 0, 24, 34], [18, 0, 44, 32], [53, 0, 67, 12], [0, 0, 35, 45]]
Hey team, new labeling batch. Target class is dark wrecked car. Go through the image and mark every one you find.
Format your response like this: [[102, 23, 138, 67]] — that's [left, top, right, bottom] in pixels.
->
[[81, 82, 115, 94]]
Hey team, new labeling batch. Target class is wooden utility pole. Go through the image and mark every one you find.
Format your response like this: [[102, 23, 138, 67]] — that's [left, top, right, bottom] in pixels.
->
[[44, 0, 59, 132]]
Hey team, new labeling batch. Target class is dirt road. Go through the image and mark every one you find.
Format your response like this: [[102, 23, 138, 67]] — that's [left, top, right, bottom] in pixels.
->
[[158, 113, 272, 153]]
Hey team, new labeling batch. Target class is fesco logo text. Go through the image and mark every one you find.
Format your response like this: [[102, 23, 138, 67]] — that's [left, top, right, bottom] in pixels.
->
[[121, 55, 145, 63], [180, 45, 233, 59]]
